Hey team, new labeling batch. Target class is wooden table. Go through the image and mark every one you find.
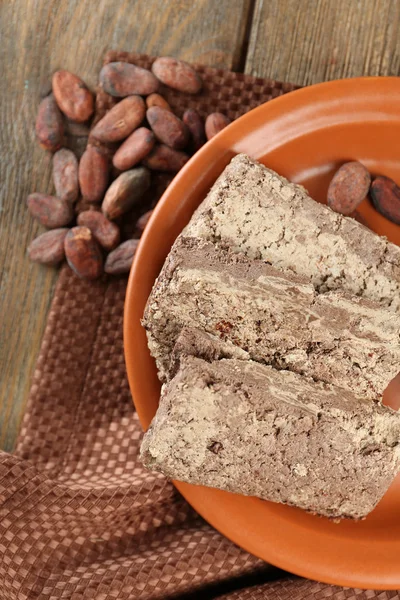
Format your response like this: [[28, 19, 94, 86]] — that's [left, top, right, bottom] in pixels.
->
[[1, 0, 399, 452]]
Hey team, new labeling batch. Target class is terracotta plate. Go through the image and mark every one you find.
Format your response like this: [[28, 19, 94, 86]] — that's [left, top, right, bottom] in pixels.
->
[[124, 77, 400, 590]]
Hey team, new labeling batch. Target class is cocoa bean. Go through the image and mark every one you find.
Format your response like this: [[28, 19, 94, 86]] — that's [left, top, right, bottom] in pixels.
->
[[52, 70, 94, 123], [64, 226, 103, 280], [147, 106, 189, 150], [135, 209, 153, 233], [90, 95, 146, 143], [205, 113, 231, 140], [328, 162, 371, 215], [152, 57, 202, 94], [27, 228, 69, 266], [370, 175, 400, 225], [143, 144, 189, 172], [102, 167, 151, 220], [113, 127, 155, 171], [100, 62, 159, 97], [77, 210, 120, 251], [183, 108, 206, 152], [79, 146, 109, 203], [104, 239, 139, 275], [53, 148, 79, 204], [27, 193, 74, 228], [35, 94, 64, 152], [146, 93, 172, 112]]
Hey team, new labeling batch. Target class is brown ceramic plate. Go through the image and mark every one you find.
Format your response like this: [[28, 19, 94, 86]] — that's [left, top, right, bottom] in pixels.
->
[[124, 77, 400, 590]]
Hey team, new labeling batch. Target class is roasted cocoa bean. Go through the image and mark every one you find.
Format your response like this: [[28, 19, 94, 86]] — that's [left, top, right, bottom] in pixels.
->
[[183, 108, 206, 152], [370, 175, 400, 225], [147, 106, 189, 150], [78, 146, 109, 203], [27, 228, 69, 265], [100, 62, 159, 97], [64, 226, 103, 280], [328, 162, 371, 215], [152, 57, 202, 94], [52, 70, 94, 122], [91, 95, 146, 143], [104, 239, 139, 274], [135, 209, 153, 233], [113, 127, 155, 171], [102, 167, 151, 220], [27, 193, 74, 228], [35, 94, 64, 152], [53, 148, 79, 204], [205, 113, 231, 140], [77, 210, 120, 250]]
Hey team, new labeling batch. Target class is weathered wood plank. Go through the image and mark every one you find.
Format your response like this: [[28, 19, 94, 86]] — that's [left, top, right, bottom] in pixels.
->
[[0, 0, 252, 451], [246, 0, 400, 85]]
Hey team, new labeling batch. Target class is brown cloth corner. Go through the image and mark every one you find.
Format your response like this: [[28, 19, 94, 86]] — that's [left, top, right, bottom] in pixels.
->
[[0, 53, 396, 599]]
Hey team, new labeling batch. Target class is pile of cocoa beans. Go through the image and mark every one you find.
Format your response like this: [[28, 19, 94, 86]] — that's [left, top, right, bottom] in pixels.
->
[[30, 57, 232, 279], [328, 161, 400, 224], [29, 57, 400, 279]]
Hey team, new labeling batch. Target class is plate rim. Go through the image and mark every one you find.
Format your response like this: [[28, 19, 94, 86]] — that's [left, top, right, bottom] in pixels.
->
[[124, 75, 400, 590]]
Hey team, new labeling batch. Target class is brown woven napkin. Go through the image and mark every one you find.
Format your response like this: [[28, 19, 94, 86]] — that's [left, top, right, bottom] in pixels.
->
[[0, 54, 397, 599]]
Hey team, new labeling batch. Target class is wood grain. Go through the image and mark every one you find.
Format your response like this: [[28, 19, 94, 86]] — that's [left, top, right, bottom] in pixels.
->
[[0, 0, 252, 451], [246, 0, 400, 85]]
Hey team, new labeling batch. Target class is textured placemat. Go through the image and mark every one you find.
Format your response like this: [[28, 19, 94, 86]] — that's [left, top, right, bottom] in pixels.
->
[[0, 53, 398, 600]]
